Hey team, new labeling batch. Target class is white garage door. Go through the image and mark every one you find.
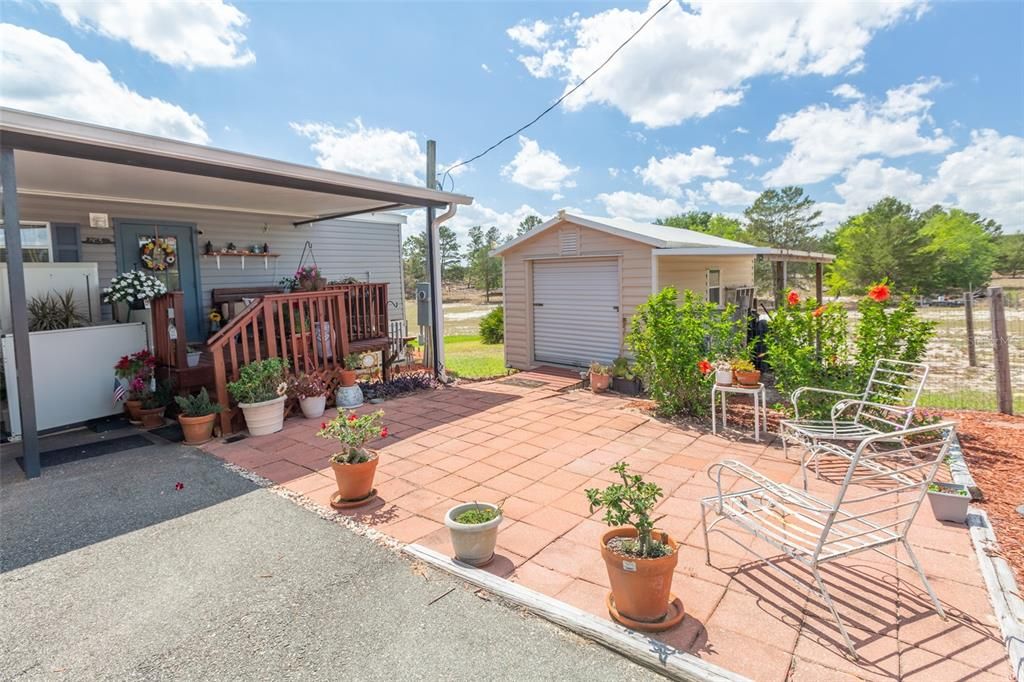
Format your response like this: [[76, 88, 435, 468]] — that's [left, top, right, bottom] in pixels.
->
[[532, 258, 620, 367]]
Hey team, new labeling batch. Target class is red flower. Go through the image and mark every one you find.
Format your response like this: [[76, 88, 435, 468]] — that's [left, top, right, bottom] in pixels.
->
[[812, 305, 826, 318], [867, 283, 890, 302], [787, 290, 800, 306], [320, 422, 327, 430], [698, 359, 712, 375], [348, 414, 358, 422], [174, 482, 184, 491], [380, 427, 389, 438]]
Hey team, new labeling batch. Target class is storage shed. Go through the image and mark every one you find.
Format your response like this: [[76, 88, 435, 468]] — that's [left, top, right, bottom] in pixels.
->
[[493, 211, 770, 370]]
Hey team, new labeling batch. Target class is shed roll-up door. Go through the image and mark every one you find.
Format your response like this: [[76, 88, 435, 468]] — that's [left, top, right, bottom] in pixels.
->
[[532, 258, 620, 367]]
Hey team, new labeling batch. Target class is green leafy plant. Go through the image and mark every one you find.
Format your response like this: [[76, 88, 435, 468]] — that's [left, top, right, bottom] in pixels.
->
[[287, 373, 326, 400], [731, 358, 755, 372], [928, 483, 969, 496], [586, 462, 670, 559], [318, 409, 387, 464], [852, 283, 934, 392], [28, 289, 86, 331], [455, 502, 504, 524], [589, 361, 610, 375], [626, 287, 745, 417], [142, 380, 175, 409], [479, 306, 504, 344], [610, 356, 635, 379], [174, 387, 223, 417], [343, 352, 363, 371], [227, 357, 288, 404]]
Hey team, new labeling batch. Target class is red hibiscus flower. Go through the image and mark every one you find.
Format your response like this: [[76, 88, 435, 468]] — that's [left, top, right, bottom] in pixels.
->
[[174, 482, 184, 491], [320, 422, 327, 430], [787, 290, 800, 306], [812, 305, 826, 318], [348, 414, 358, 422], [867, 283, 890, 302], [698, 359, 712, 375], [380, 427, 389, 438]]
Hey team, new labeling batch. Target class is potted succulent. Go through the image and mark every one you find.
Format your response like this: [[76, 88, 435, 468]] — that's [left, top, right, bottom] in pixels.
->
[[713, 359, 733, 386], [340, 352, 362, 388], [174, 387, 222, 444], [731, 358, 761, 386], [227, 357, 288, 436], [445, 501, 504, 566], [137, 380, 174, 428], [317, 409, 387, 507], [586, 462, 683, 632], [926, 482, 970, 523], [610, 356, 642, 396], [288, 373, 328, 419], [589, 361, 611, 393], [114, 349, 157, 423]]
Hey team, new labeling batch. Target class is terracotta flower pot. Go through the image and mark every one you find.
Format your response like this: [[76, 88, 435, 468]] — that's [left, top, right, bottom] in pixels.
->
[[600, 527, 679, 623], [330, 452, 379, 502], [178, 413, 216, 444], [124, 399, 143, 423], [445, 502, 503, 566], [299, 395, 327, 419], [137, 405, 166, 428], [339, 368, 358, 388], [590, 371, 610, 393], [734, 369, 761, 386], [238, 395, 286, 436]]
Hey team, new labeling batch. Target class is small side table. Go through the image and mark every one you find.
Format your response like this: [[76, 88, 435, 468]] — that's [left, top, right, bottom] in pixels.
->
[[711, 382, 768, 442]]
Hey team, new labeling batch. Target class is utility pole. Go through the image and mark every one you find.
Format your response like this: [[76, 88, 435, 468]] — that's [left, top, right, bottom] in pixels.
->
[[425, 140, 444, 380]]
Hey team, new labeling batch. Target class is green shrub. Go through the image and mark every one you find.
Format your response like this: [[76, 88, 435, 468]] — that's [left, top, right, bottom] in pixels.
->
[[455, 503, 502, 524], [28, 289, 85, 331], [174, 387, 223, 417], [853, 286, 934, 390], [479, 306, 504, 344], [586, 462, 670, 559], [227, 357, 288, 404], [626, 287, 745, 417]]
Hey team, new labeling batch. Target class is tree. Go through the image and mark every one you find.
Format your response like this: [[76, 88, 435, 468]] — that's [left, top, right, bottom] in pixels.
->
[[516, 214, 543, 237], [743, 186, 823, 250], [658, 211, 749, 242], [401, 232, 427, 298], [830, 198, 930, 294], [438, 225, 461, 287], [465, 226, 505, 302], [996, 233, 1024, 278], [918, 208, 997, 292]]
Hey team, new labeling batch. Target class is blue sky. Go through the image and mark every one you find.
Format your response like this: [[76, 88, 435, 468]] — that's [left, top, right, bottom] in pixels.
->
[[2, 0, 1022, 237]]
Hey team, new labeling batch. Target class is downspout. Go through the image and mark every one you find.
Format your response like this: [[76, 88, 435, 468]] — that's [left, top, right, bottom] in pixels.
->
[[429, 203, 458, 382]]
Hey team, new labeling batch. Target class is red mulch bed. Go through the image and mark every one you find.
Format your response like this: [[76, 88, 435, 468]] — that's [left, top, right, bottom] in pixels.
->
[[939, 410, 1024, 587]]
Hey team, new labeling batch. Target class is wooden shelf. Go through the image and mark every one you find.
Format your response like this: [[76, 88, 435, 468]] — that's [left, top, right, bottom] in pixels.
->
[[202, 252, 279, 270]]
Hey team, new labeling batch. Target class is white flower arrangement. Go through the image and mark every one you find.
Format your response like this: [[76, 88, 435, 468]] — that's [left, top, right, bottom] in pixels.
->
[[102, 270, 168, 304]]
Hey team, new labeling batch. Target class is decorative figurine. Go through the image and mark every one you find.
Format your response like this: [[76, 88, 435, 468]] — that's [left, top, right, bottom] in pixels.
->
[[226, 242, 236, 253], [263, 242, 270, 254], [204, 240, 213, 255]]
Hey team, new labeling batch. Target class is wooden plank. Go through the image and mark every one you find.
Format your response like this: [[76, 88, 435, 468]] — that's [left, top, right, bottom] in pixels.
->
[[988, 287, 1013, 415], [964, 292, 977, 367], [172, 292, 188, 369], [263, 299, 277, 358], [402, 544, 748, 682], [212, 348, 232, 435], [240, 320, 251, 365]]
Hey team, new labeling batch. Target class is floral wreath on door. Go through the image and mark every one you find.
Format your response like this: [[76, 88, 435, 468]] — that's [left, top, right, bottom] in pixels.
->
[[140, 237, 176, 271]]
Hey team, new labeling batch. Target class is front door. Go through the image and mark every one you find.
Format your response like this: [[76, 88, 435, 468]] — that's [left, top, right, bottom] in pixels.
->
[[116, 220, 203, 341]]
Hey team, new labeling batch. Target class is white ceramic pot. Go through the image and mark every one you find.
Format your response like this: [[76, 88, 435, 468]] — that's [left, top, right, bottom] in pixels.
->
[[186, 351, 201, 368], [926, 483, 970, 523], [299, 395, 327, 419], [715, 368, 733, 385], [238, 395, 286, 436], [445, 502, 503, 566]]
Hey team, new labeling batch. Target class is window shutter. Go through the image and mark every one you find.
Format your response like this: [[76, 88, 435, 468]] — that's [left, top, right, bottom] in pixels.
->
[[51, 223, 81, 262]]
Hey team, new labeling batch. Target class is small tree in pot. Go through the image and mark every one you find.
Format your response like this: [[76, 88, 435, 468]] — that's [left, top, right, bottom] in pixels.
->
[[318, 409, 387, 508], [586, 462, 683, 632], [340, 353, 362, 388], [228, 357, 288, 436], [174, 388, 222, 444]]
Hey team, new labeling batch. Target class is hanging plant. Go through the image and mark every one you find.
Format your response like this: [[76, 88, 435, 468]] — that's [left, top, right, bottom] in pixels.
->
[[140, 237, 176, 271], [103, 270, 168, 304]]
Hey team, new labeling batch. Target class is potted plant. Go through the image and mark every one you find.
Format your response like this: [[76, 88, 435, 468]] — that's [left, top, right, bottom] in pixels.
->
[[174, 387, 222, 444], [317, 409, 387, 507], [731, 358, 761, 386], [288, 373, 328, 419], [114, 349, 157, 422], [445, 501, 504, 566], [294, 265, 327, 292], [610, 356, 642, 396], [227, 357, 288, 436], [340, 352, 362, 388], [102, 270, 168, 319], [926, 482, 970, 523], [713, 359, 733, 386], [589, 361, 611, 393], [586, 462, 683, 632], [137, 380, 173, 428]]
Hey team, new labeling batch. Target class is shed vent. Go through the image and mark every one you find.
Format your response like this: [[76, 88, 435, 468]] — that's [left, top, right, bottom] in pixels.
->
[[559, 228, 579, 256]]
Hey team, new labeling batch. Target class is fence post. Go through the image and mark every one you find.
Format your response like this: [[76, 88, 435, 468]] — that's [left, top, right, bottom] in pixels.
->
[[989, 287, 1012, 415], [964, 291, 977, 367]]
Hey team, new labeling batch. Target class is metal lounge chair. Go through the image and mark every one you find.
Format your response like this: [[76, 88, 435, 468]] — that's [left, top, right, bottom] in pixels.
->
[[700, 421, 957, 656]]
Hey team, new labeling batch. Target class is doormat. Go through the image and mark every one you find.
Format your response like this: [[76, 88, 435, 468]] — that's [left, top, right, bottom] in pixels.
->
[[498, 378, 549, 389], [86, 414, 132, 434], [17, 434, 152, 471], [149, 423, 184, 443]]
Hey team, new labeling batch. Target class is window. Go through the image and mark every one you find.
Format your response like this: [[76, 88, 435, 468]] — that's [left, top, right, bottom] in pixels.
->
[[707, 268, 722, 305], [0, 222, 52, 263]]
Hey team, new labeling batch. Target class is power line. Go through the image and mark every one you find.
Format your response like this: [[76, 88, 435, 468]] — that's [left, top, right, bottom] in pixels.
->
[[438, 0, 674, 191]]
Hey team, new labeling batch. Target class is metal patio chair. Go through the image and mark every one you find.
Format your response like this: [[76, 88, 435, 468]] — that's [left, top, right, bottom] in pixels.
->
[[700, 421, 957, 656]]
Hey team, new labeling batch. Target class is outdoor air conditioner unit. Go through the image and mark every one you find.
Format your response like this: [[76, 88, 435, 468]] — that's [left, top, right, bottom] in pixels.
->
[[725, 286, 755, 312]]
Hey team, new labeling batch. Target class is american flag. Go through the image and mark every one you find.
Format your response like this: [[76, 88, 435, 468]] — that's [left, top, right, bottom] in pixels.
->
[[113, 378, 127, 405]]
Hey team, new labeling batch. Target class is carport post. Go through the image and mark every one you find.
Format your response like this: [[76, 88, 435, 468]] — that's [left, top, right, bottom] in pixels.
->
[[425, 140, 444, 380], [1, 146, 41, 478]]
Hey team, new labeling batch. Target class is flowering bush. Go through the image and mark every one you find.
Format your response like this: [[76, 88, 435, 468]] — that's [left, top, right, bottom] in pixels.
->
[[853, 282, 934, 390], [318, 409, 387, 464], [287, 373, 327, 400], [227, 357, 288, 404], [627, 287, 746, 417], [103, 271, 167, 304], [114, 349, 157, 399]]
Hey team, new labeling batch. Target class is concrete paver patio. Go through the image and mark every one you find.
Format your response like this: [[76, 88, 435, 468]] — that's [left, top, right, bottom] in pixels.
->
[[203, 368, 1012, 681]]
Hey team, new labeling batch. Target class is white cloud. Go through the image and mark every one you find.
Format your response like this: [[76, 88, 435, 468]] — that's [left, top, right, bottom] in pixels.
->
[[481, 63, 491, 73], [636, 145, 733, 196], [702, 180, 760, 206], [733, 126, 750, 134], [501, 136, 579, 192], [608, 168, 620, 178], [46, 0, 254, 70], [596, 191, 685, 221], [763, 77, 952, 185], [741, 154, 763, 167], [510, 0, 924, 128], [0, 23, 208, 142], [551, 193, 564, 201], [291, 118, 424, 184], [831, 83, 864, 100], [451, 202, 545, 239]]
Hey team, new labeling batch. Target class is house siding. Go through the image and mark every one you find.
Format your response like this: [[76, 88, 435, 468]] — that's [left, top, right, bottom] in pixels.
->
[[13, 195, 406, 323], [499, 220, 652, 370], [657, 255, 755, 297]]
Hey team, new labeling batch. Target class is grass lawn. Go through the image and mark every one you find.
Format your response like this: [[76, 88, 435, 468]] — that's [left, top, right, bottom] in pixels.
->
[[443, 335, 507, 379]]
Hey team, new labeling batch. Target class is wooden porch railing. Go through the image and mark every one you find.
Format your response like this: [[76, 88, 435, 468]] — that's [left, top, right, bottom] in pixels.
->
[[151, 291, 187, 369]]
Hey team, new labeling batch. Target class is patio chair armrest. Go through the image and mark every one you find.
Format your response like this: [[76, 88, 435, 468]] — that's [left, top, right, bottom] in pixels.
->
[[854, 420, 958, 454], [830, 399, 913, 422], [790, 386, 860, 419], [706, 459, 832, 514]]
